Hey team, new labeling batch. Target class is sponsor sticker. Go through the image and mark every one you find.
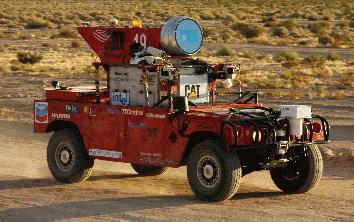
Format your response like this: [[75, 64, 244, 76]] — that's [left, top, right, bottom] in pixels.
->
[[89, 149, 122, 159], [185, 84, 201, 99], [35, 102, 48, 123], [93, 29, 110, 43], [180, 74, 209, 103], [121, 109, 143, 116], [128, 122, 146, 127], [65, 104, 80, 114], [139, 152, 175, 165], [112, 91, 129, 106], [146, 113, 166, 119], [106, 107, 120, 114], [51, 113, 71, 119]]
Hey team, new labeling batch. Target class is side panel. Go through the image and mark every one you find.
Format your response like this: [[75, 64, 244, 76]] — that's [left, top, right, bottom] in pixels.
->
[[82, 105, 187, 167], [84, 105, 122, 160]]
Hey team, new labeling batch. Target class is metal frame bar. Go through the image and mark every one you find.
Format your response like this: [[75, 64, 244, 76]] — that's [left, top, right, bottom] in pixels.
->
[[220, 109, 330, 150], [232, 91, 259, 104]]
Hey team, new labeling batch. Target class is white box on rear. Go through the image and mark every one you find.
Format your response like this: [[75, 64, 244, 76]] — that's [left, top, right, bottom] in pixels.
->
[[279, 105, 312, 119]]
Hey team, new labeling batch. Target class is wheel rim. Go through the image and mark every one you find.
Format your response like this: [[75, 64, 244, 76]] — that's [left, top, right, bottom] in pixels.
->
[[197, 156, 220, 187], [55, 142, 75, 171], [281, 147, 309, 181]]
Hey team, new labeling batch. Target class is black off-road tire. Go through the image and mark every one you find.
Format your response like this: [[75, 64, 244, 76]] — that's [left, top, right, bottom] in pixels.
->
[[47, 129, 94, 183], [131, 164, 168, 176], [187, 140, 242, 201], [270, 144, 323, 193]]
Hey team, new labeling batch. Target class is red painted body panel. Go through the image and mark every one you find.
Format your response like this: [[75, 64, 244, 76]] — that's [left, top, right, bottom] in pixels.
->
[[77, 27, 161, 65], [34, 88, 326, 168]]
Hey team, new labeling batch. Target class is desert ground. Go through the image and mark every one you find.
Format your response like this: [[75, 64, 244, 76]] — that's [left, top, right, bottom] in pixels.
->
[[0, 0, 353, 221]]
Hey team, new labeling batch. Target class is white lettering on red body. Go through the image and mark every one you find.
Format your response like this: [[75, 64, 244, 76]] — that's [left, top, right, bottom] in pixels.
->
[[51, 113, 71, 119]]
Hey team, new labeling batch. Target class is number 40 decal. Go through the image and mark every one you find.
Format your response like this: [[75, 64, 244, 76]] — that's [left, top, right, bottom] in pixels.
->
[[133, 33, 147, 50]]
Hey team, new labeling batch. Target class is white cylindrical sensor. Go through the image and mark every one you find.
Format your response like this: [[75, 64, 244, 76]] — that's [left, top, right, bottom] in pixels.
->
[[146, 46, 165, 57], [289, 118, 304, 136]]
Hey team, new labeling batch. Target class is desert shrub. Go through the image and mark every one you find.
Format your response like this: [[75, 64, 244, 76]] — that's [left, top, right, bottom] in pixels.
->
[[326, 52, 341, 61], [341, 71, 354, 87], [71, 40, 81, 48], [0, 18, 8, 25], [57, 28, 78, 38], [318, 35, 335, 45], [232, 22, 264, 38], [289, 29, 301, 38], [262, 16, 277, 23], [202, 27, 216, 38], [0, 12, 13, 20], [44, 15, 64, 25], [298, 40, 308, 45], [276, 51, 301, 67], [215, 46, 235, 56], [289, 90, 301, 100], [336, 21, 349, 28], [322, 13, 335, 21], [271, 27, 289, 37], [25, 17, 53, 29], [280, 70, 294, 80], [89, 12, 107, 21], [200, 12, 215, 20], [42, 43, 51, 47], [263, 21, 278, 27], [307, 12, 319, 21], [330, 32, 351, 46], [302, 54, 326, 68], [247, 35, 273, 45], [343, 3, 352, 15], [308, 22, 330, 35], [10, 64, 21, 71], [350, 21, 354, 28], [328, 90, 347, 100], [278, 19, 299, 31], [78, 13, 92, 21], [318, 86, 326, 98], [222, 32, 232, 42], [238, 49, 257, 58], [290, 12, 301, 18], [222, 14, 238, 25], [17, 51, 43, 64], [277, 51, 301, 62]]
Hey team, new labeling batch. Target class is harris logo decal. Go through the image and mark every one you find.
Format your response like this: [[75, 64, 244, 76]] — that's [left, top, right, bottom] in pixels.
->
[[35, 102, 48, 123]]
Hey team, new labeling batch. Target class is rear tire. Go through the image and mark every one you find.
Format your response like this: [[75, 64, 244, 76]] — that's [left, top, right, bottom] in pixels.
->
[[270, 144, 323, 193], [187, 140, 242, 201], [47, 129, 94, 183], [131, 164, 167, 176]]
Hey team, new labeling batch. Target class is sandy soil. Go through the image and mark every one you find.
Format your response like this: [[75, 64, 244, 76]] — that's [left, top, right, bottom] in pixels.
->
[[0, 76, 353, 222]]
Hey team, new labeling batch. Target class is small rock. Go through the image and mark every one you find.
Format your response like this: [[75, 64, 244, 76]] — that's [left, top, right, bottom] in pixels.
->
[[319, 146, 334, 160]]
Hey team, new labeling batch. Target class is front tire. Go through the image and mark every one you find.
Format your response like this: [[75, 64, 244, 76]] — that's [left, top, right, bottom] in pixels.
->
[[131, 164, 167, 176], [270, 144, 323, 193], [47, 129, 94, 183], [187, 140, 242, 201]]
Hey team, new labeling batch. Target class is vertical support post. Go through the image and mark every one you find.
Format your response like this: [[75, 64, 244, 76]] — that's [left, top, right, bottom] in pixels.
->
[[142, 68, 150, 107], [236, 63, 242, 98], [94, 64, 100, 104]]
